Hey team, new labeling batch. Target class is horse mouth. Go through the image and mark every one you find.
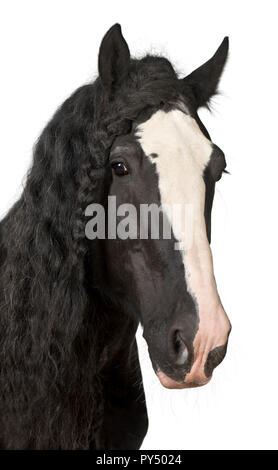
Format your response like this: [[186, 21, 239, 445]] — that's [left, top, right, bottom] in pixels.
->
[[156, 371, 211, 389]]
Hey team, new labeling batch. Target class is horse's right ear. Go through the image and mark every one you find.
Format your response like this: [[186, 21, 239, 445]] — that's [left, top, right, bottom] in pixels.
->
[[98, 24, 130, 96], [182, 37, 229, 109]]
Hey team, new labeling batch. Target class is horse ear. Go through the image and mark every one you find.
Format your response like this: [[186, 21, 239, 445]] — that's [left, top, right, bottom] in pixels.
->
[[182, 37, 229, 108], [98, 23, 130, 95]]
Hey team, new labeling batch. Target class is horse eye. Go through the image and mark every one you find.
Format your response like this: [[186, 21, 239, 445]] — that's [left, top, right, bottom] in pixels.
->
[[111, 162, 129, 176]]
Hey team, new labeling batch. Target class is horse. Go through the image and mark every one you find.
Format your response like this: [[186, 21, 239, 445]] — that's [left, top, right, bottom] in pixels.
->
[[0, 23, 231, 450]]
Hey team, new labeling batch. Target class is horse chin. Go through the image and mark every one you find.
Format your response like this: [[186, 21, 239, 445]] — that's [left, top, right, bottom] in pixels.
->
[[156, 371, 211, 389]]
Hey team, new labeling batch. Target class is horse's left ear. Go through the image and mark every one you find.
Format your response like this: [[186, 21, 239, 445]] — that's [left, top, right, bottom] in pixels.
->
[[98, 23, 130, 96], [182, 37, 229, 108]]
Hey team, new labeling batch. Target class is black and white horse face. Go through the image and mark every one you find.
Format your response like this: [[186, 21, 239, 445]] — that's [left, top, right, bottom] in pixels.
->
[[98, 25, 231, 388]]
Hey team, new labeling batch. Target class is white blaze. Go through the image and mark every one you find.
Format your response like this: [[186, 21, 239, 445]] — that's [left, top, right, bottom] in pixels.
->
[[138, 108, 213, 290], [138, 109, 230, 378]]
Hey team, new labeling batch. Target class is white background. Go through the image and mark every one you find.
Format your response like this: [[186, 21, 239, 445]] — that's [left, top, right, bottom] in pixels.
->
[[0, 0, 277, 450]]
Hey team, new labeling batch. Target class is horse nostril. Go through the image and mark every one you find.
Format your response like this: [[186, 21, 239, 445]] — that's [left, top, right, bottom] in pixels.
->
[[171, 330, 188, 366], [204, 343, 228, 378]]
